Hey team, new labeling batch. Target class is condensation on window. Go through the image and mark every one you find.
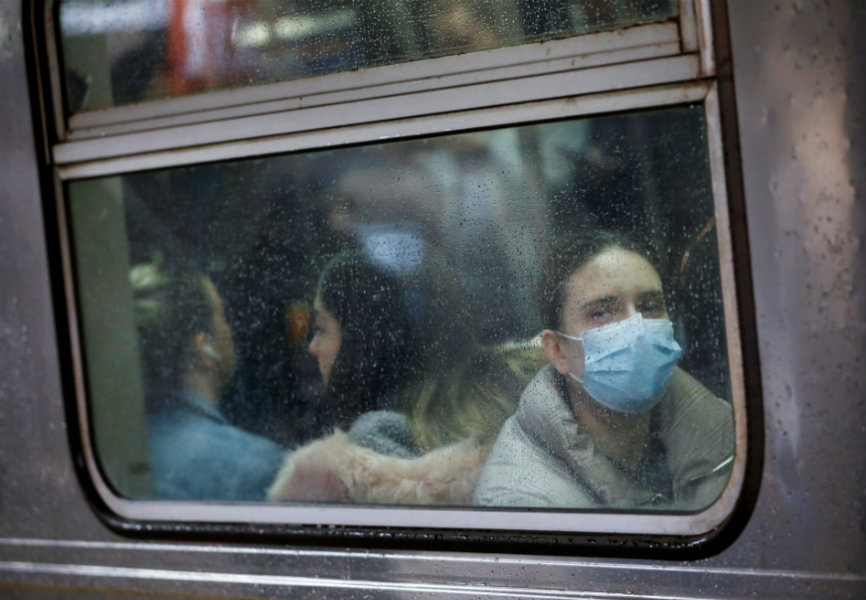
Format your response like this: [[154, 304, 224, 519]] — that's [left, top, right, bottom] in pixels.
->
[[58, 0, 677, 113], [68, 104, 734, 511]]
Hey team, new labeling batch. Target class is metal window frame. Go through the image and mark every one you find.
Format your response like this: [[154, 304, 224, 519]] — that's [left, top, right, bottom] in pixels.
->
[[66, 22, 681, 138], [58, 80, 748, 538], [47, 1, 714, 142], [55, 53, 702, 172]]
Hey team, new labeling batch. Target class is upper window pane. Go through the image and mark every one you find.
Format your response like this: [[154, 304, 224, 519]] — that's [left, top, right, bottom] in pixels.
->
[[68, 104, 735, 517], [58, 0, 678, 113]]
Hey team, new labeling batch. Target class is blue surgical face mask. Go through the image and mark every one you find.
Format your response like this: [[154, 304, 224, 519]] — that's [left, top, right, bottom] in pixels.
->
[[557, 313, 682, 415]]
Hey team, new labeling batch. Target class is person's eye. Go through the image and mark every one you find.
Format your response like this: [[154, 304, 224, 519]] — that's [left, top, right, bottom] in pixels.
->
[[640, 299, 665, 315], [589, 307, 611, 321]]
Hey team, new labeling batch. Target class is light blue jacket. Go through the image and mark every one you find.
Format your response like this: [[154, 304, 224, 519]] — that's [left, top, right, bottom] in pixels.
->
[[148, 391, 286, 501]]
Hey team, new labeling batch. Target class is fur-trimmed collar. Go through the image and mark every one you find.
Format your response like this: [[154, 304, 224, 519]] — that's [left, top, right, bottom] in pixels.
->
[[268, 431, 488, 505]]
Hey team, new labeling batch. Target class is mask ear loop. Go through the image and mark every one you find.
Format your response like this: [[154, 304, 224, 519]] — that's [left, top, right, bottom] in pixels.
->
[[567, 372, 584, 385], [556, 330, 580, 342], [556, 331, 585, 385]]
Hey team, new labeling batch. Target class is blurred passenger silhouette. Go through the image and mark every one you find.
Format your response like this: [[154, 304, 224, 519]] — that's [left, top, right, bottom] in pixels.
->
[[132, 257, 284, 500]]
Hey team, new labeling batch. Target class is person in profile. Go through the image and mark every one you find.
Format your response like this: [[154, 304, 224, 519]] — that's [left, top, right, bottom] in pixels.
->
[[131, 258, 285, 500], [267, 250, 539, 505], [303, 250, 425, 457], [474, 230, 734, 509]]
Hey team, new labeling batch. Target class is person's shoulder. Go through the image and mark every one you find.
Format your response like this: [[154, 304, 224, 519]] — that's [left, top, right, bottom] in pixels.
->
[[351, 409, 411, 432], [513, 365, 580, 457], [151, 404, 284, 466], [198, 422, 286, 499], [474, 409, 587, 508], [515, 364, 560, 417], [658, 368, 735, 485], [225, 422, 285, 458], [348, 410, 418, 458], [664, 368, 732, 423], [146, 396, 285, 500], [474, 415, 548, 506]]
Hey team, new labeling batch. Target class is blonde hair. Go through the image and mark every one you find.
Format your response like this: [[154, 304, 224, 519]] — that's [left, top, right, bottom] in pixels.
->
[[408, 338, 548, 452]]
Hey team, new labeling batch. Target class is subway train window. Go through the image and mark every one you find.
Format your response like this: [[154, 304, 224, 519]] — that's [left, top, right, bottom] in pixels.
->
[[58, 0, 677, 113], [66, 102, 739, 524]]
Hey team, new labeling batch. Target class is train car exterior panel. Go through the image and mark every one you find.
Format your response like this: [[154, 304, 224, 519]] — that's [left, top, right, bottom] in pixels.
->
[[1, 0, 864, 598]]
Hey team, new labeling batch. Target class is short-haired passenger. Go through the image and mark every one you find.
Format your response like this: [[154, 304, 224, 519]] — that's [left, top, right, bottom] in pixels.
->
[[474, 231, 734, 509], [132, 260, 285, 500]]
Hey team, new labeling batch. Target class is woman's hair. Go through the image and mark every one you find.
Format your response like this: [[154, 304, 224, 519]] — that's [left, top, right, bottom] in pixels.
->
[[537, 229, 656, 330], [317, 251, 422, 425], [408, 341, 548, 452], [131, 257, 212, 410]]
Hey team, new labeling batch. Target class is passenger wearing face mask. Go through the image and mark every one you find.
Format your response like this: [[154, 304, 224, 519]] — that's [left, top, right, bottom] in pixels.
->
[[132, 259, 285, 500], [473, 231, 734, 510]]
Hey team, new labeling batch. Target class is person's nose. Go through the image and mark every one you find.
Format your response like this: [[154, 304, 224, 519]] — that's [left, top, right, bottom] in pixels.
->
[[624, 303, 639, 318], [308, 335, 318, 356]]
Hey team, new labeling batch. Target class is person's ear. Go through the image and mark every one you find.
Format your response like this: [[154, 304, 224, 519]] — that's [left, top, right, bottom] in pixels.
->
[[189, 331, 212, 366], [541, 329, 570, 376]]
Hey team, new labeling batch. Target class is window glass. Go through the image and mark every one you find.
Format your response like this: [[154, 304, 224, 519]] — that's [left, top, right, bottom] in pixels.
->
[[58, 0, 678, 113], [69, 104, 734, 511]]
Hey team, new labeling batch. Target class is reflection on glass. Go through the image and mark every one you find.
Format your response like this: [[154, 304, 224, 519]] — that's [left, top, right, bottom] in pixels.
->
[[69, 104, 733, 510], [59, 0, 678, 112]]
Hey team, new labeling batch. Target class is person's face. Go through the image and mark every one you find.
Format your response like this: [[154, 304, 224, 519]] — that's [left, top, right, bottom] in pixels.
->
[[554, 247, 668, 380], [201, 277, 237, 385], [308, 295, 342, 387]]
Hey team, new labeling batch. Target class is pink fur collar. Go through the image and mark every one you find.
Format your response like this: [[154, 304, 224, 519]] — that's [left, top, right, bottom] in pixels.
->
[[267, 431, 487, 505]]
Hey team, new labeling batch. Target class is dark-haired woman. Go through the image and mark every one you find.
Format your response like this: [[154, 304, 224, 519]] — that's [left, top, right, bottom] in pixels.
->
[[268, 251, 538, 505], [474, 231, 734, 510], [306, 251, 424, 457]]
